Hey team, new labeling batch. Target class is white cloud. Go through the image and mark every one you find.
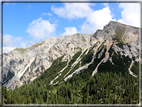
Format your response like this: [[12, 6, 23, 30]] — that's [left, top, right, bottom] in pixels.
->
[[62, 27, 78, 36], [87, 7, 112, 29], [80, 22, 95, 34], [3, 34, 13, 47], [118, 3, 140, 27], [26, 17, 56, 40], [3, 34, 27, 53], [51, 3, 93, 19], [3, 34, 22, 47], [20, 42, 27, 48], [42, 12, 53, 16], [81, 7, 114, 34], [118, 19, 123, 23], [3, 47, 16, 53]]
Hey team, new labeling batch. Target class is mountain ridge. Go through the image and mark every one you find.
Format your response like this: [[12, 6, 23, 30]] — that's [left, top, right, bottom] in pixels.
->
[[2, 21, 141, 90]]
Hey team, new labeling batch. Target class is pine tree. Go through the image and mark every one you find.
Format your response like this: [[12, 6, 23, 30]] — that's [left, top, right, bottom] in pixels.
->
[[37, 89, 40, 99], [7, 90, 11, 104], [86, 85, 89, 104], [35, 98, 38, 104], [50, 86, 53, 103], [27, 96, 31, 104], [73, 94, 75, 104], [55, 94, 58, 104], [46, 90, 49, 103], [3, 96, 5, 104]]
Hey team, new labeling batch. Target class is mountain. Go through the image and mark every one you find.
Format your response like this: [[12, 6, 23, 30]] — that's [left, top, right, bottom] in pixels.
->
[[2, 21, 141, 104], [2, 21, 141, 91]]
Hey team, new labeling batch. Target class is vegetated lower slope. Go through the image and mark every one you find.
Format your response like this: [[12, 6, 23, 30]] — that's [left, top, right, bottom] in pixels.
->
[[2, 39, 140, 104]]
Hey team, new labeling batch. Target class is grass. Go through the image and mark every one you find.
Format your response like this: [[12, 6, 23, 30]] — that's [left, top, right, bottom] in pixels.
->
[[64, 62, 80, 79], [14, 41, 43, 54], [89, 41, 100, 51], [33, 55, 67, 85], [97, 29, 102, 32], [14, 48, 26, 54], [68, 51, 82, 65], [131, 61, 140, 76], [112, 28, 125, 49], [35, 67, 39, 73], [28, 41, 43, 50], [53, 65, 71, 83], [98, 50, 132, 77], [53, 51, 82, 84], [98, 40, 107, 50], [81, 49, 94, 65], [81, 36, 86, 42]]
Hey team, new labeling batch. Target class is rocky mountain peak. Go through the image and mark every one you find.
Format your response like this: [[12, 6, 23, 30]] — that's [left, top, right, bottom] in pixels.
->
[[93, 21, 139, 43]]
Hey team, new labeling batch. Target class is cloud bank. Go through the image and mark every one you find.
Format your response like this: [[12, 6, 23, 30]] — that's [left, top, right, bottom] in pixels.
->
[[52, 3, 115, 34], [52, 3, 140, 34]]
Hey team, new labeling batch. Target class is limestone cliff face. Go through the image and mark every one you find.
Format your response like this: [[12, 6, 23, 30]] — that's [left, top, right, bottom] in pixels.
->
[[2, 21, 141, 89]]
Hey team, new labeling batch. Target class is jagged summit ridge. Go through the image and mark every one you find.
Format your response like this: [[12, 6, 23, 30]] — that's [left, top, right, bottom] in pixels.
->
[[93, 21, 139, 41]]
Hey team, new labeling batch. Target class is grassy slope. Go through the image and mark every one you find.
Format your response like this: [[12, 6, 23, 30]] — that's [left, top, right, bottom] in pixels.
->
[[14, 41, 44, 54]]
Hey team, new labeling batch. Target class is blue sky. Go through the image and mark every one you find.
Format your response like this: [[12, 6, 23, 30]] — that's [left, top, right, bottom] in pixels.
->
[[3, 2, 140, 53]]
